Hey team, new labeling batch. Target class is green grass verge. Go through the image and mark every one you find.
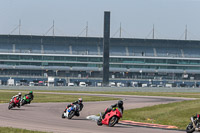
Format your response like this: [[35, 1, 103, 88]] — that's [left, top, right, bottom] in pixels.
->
[[0, 91, 119, 103], [122, 99, 200, 130], [8, 89, 200, 98], [3, 89, 200, 98], [0, 127, 48, 133]]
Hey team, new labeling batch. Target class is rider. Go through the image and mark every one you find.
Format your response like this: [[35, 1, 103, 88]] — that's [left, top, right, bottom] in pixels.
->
[[11, 92, 22, 108], [65, 98, 84, 116], [102, 100, 124, 119], [24, 91, 34, 104]]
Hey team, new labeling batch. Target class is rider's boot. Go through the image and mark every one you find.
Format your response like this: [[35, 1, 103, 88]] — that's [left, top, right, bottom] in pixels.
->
[[75, 111, 80, 117]]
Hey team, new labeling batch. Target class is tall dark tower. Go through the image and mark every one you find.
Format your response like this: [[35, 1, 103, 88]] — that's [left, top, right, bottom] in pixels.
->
[[103, 11, 110, 87]]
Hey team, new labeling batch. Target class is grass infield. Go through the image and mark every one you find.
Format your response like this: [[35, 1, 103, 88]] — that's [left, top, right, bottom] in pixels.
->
[[0, 91, 119, 103], [0, 127, 48, 133]]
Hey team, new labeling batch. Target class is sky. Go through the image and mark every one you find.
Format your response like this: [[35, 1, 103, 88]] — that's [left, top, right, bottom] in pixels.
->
[[1, 0, 200, 40]]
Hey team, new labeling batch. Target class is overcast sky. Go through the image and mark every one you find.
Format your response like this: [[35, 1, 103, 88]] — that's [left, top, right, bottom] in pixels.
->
[[1, 0, 200, 40]]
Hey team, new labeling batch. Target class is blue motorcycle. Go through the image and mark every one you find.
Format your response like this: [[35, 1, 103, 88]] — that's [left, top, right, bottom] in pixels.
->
[[62, 105, 78, 119]]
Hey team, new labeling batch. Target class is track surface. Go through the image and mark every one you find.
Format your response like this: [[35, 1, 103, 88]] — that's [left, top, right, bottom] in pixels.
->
[[0, 93, 191, 133]]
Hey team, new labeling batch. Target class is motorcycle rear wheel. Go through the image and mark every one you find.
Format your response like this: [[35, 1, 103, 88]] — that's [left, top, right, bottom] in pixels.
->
[[21, 100, 25, 106], [108, 116, 118, 127], [186, 122, 195, 133]]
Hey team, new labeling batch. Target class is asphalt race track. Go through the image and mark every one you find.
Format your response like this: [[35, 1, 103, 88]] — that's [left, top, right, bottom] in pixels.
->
[[0, 93, 192, 133]]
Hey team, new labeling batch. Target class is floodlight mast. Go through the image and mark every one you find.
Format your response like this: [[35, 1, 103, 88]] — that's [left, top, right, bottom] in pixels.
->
[[102, 11, 110, 87]]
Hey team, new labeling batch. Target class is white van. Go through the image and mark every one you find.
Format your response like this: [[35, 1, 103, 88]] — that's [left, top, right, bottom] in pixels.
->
[[117, 82, 124, 87], [29, 82, 35, 86], [97, 82, 102, 87], [68, 82, 75, 87], [109, 82, 116, 87], [79, 82, 86, 87], [165, 83, 172, 88], [8, 78, 14, 86], [142, 83, 148, 87]]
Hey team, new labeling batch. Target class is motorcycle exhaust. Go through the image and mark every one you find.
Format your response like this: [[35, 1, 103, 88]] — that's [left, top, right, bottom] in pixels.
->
[[99, 113, 102, 118], [191, 117, 194, 123]]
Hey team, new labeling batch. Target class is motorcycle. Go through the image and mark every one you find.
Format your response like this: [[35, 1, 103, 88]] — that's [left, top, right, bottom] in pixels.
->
[[21, 95, 31, 106], [8, 97, 20, 110], [186, 114, 200, 133], [97, 107, 122, 127], [62, 104, 79, 119]]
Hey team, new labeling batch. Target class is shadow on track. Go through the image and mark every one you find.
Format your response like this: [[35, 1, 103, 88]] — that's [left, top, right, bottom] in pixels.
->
[[62, 118, 87, 121], [9, 108, 26, 111], [21, 105, 37, 107], [104, 125, 133, 128]]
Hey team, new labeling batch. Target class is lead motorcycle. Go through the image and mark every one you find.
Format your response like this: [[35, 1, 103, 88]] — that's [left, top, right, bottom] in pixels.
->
[[21, 95, 31, 106], [186, 114, 200, 133], [97, 107, 122, 127], [62, 104, 79, 119], [8, 97, 20, 110]]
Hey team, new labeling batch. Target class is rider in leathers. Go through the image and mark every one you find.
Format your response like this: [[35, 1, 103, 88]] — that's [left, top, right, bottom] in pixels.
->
[[11, 92, 22, 108], [65, 98, 83, 116], [102, 100, 124, 119], [24, 91, 34, 104]]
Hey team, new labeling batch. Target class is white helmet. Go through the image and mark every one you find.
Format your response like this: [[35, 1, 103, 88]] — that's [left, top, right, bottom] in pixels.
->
[[18, 92, 22, 97], [78, 98, 82, 103]]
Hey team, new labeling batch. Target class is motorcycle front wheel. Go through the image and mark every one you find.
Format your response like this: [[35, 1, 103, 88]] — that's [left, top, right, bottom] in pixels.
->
[[108, 116, 118, 127], [8, 103, 14, 110], [97, 119, 102, 126], [186, 122, 195, 133], [67, 111, 75, 119], [62, 113, 65, 118]]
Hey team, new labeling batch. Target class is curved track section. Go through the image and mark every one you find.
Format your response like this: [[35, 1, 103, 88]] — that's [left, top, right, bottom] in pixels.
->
[[0, 93, 190, 133]]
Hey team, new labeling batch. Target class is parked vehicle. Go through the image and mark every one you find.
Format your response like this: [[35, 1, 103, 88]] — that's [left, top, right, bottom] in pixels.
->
[[109, 82, 116, 87], [97, 107, 122, 127], [7, 78, 14, 86], [117, 82, 124, 87], [142, 83, 148, 87], [68, 82, 75, 87], [79, 82, 86, 87]]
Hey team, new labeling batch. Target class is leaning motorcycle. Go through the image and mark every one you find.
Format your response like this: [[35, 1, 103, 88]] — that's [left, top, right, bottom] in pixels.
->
[[97, 107, 122, 127], [186, 114, 200, 133], [62, 104, 79, 119], [8, 97, 20, 110], [21, 95, 31, 106]]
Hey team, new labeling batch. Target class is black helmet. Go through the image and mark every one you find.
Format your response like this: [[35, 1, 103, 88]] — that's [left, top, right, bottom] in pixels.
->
[[118, 100, 123, 107], [29, 91, 33, 94]]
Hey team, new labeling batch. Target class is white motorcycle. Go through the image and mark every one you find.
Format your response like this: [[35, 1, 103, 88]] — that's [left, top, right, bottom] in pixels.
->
[[62, 104, 80, 119]]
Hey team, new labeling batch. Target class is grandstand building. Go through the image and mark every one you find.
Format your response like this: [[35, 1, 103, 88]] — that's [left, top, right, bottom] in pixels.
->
[[0, 34, 200, 86]]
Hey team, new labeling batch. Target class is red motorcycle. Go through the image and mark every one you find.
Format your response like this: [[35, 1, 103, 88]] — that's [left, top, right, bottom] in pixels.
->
[[8, 97, 20, 110], [97, 107, 122, 127]]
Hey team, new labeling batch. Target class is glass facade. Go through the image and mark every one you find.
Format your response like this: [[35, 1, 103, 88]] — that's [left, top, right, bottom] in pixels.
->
[[1, 34, 200, 81], [0, 54, 200, 71]]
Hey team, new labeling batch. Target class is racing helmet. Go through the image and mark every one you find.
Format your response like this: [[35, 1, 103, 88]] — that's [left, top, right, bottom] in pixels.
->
[[29, 91, 33, 94], [118, 100, 123, 108], [18, 92, 22, 97], [78, 98, 83, 103]]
